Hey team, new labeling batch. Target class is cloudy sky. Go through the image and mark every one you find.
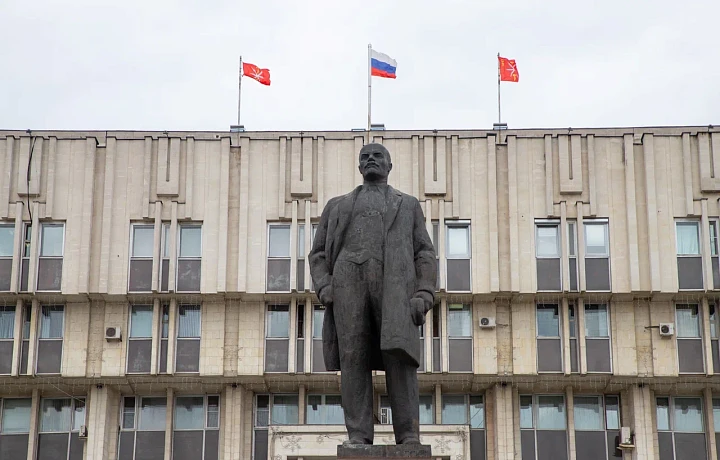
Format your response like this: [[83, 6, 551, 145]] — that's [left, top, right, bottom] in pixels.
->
[[0, 0, 717, 132]]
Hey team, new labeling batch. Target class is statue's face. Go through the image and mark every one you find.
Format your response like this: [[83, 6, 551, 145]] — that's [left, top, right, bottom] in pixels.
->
[[358, 144, 392, 181]]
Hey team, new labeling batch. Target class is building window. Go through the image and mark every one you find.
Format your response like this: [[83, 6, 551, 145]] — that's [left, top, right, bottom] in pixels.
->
[[267, 224, 291, 292], [711, 221, 719, 288], [448, 304, 472, 372], [19, 223, 31, 292], [296, 304, 305, 373], [312, 305, 326, 372], [380, 394, 434, 425], [127, 305, 153, 374], [710, 303, 720, 372], [37, 305, 64, 374], [254, 394, 298, 460], [0, 306, 15, 374], [676, 221, 703, 290], [568, 221, 578, 291], [174, 395, 220, 460], [585, 304, 612, 373], [657, 396, 707, 460], [175, 305, 201, 373], [568, 305, 579, 373], [37, 397, 85, 460], [0, 223, 13, 292], [0, 398, 32, 459], [520, 395, 568, 460], [306, 395, 344, 425], [676, 304, 704, 374], [19, 305, 30, 375], [160, 223, 170, 292], [177, 224, 202, 292], [297, 224, 317, 292], [536, 222, 561, 291], [265, 305, 289, 372], [584, 220, 611, 291], [573, 395, 620, 460], [37, 223, 64, 291], [128, 224, 154, 292], [446, 222, 471, 292], [432, 222, 440, 290], [536, 304, 562, 373], [119, 396, 167, 460], [432, 303, 441, 372], [712, 398, 720, 460], [418, 320, 425, 373], [159, 304, 169, 373]]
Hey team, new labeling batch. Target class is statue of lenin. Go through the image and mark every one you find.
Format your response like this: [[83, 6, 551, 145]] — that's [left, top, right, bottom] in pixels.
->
[[309, 143, 437, 446]]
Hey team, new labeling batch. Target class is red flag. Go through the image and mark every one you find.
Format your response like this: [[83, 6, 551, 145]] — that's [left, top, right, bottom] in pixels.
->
[[498, 56, 519, 82], [242, 62, 271, 86]]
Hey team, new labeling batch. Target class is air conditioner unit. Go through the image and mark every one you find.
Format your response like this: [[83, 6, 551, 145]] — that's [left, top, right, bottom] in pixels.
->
[[380, 408, 391, 424], [659, 323, 674, 337], [105, 326, 122, 342], [78, 425, 88, 439], [479, 317, 496, 329], [618, 426, 634, 449]]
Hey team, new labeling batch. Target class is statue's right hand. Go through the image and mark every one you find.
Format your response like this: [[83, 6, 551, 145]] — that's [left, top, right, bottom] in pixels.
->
[[319, 285, 334, 306]]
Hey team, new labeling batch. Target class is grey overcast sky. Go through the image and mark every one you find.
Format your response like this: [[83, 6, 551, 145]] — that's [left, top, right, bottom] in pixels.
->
[[0, 0, 717, 132]]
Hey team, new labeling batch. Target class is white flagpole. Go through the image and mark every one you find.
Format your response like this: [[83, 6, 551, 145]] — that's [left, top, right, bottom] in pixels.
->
[[367, 43, 372, 134], [497, 52, 501, 124], [238, 55, 243, 125]]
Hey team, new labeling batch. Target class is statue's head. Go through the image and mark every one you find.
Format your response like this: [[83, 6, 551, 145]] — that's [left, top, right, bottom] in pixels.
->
[[358, 143, 392, 182]]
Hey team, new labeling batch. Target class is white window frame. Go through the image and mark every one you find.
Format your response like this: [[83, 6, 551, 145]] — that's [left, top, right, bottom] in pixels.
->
[[159, 222, 170, 292], [119, 395, 168, 432], [128, 223, 154, 292], [264, 304, 290, 373], [583, 303, 613, 374], [519, 394, 568, 431], [583, 219, 610, 258], [36, 222, 65, 292], [710, 219, 719, 257], [175, 304, 201, 373], [38, 396, 86, 460], [0, 223, 14, 292], [675, 303, 705, 374], [36, 305, 64, 375], [535, 220, 561, 259], [573, 394, 620, 433], [18, 222, 31, 292], [176, 223, 202, 292], [675, 220, 702, 256], [254, 394, 299, 427], [656, 396, 705, 434], [126, 304, 153, 374], [535, 303, 564, 373], [0, 397, 32, 434], [266, 223, 292, 293], [173, 394, 220, 431], [445, 220, 472, 293], [305, 394, 344, 425]]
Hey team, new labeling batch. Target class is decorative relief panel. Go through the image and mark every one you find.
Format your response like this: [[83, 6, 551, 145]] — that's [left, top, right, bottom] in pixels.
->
[[290, 137, 313, 197], [699, 132, 720, 192], [156, 137, 180, 196], [558, 134, 583, 194], [424, 136, 447, 195]]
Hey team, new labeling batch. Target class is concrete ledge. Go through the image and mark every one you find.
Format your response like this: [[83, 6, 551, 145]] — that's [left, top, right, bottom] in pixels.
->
[[337, 444, 432, 458]]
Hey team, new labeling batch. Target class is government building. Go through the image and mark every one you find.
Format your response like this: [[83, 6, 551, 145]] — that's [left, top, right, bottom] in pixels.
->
[[0, 125, 718, 460]]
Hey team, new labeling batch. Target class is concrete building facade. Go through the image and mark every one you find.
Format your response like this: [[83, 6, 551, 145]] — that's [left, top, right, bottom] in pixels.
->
[[0, 126, 719, 460]]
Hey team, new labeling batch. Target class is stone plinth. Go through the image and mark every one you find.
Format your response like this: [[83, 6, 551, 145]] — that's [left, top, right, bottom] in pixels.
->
[[337, 444, 432, 459]]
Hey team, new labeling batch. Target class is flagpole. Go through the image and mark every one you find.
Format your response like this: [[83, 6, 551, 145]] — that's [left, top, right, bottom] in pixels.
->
[[367, 43, 372, 136], [497, 52, 501, 124], [238, 55, 243, 126]]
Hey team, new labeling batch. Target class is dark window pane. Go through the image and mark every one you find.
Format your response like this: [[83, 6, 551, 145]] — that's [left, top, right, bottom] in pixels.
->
[[537, 258, 561, 291], [135, 432, 165, 460], [713, 257, 720, 289], [37, 258, 63, 291], [267, 259, 291, 292], [569, 258, 578, 291], [161, 259, 169, 291], [586, 258, 611, 291], [254, 430, 268, 460], [264, 339, 289, 372], [678, 339, 705, 373], [607, 431, 622, 458], [586, 338, 612, 373], [127, 340, 152, 373], [470, 430, 485, 460], [20, 340, 29, 374], [176, 259, 201, 292], [159, 339, 168, 373], [0, 259, 11, 291], [433, 338, 441, 372], [204, 429, 219, 460], [418, 338, 425, 372], [20, 258, 29, 291], [36, 340, 63, 374], [175, 340, 200, 372], [37, 433, 69, 460], [69, 433, 83, 460], [537, 339, 562, 372], [297, 259, 305, 291], [448, 339, 472, 372], [312, 339, 326, 372], [658, 432, 674, 460], [128, 259, 153, 292], [296, 338, 304, 373], [521, 430, 536, 460], [678, 257, 704, 290], [574, 431, 606, 460], [713, 340, 720, 374], [674, 433, 707, 460], [536, 430, 568, 460], [447, 259, 471, 291], [569, 339, 578, 373], [0, 434, 29, 460], [0, 341, 13, 374]]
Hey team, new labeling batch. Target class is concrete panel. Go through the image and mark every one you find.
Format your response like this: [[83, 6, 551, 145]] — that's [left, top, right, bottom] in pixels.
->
[[156, 137, 180, 196], [558, 135, 582, 194], [423, 136, 447, 195]]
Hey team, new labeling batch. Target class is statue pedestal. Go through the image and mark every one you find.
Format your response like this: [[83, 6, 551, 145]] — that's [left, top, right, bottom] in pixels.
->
[[337, 444, 432, 459]]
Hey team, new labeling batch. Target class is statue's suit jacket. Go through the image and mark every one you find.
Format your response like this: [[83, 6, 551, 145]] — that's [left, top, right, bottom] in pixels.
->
[[308, 185, 436, 371]]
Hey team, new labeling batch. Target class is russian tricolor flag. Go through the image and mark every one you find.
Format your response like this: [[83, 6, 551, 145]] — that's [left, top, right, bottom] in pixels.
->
[[370, 49, 397, 79]]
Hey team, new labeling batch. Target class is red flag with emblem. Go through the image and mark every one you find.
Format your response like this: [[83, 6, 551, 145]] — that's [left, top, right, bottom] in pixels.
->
[[242, 62, 271, 86], [498, 56, 519, 82]]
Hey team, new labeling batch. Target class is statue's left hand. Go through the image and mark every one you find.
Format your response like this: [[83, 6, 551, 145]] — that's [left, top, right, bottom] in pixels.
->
[[410, 297, 427, 326]]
